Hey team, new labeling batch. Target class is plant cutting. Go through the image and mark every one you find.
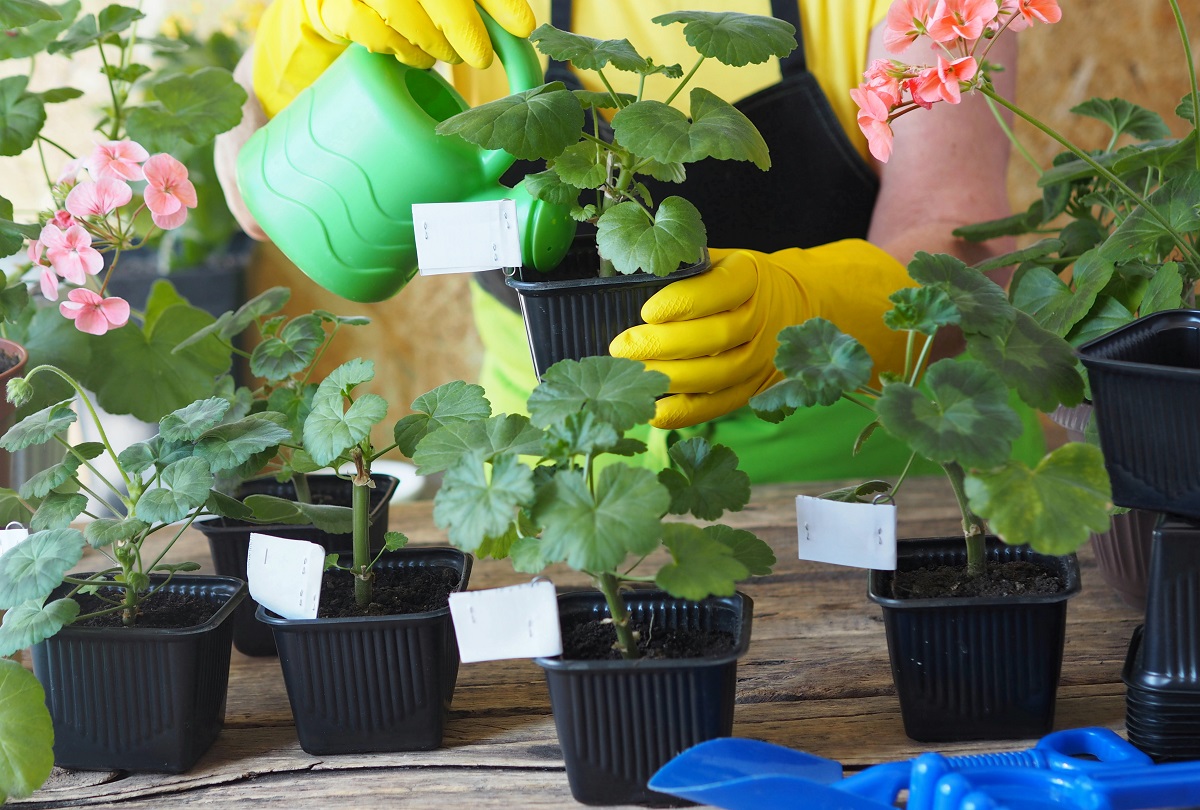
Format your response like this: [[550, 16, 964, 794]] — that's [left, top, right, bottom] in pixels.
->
[[406, 354, 774, 804], [0, 0, 247, 423], [434, 10, 796, 374], [0, 362, 350, 792], [253, 356, 470, 755]]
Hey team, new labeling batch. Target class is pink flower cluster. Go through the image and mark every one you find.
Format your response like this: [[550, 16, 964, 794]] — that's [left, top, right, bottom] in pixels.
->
[[28, 139, 198, 336], [852, 0, 1062, 162]]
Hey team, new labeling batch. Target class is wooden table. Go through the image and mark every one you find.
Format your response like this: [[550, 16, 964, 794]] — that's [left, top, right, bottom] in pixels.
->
[[16, 476, 1142, 809]]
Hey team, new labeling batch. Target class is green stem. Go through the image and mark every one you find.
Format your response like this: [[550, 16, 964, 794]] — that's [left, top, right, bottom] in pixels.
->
[[596, 571, 638, 660], [26, 366, 132, 489], [909, 334, 935, 387], [983, 94, 1040, 173], [664, 55, 705, 107], [145, 507, 204, 573], [942, 461, 987, 576], [351, 448, 373, 608], [293, 473, 312, 505], [840, 393, 875, 412], [981, 87, 1200, 267], [1167, 0, 1200, 169], [595, 68, 623, 108], [96, 45, 123, 140], [891, 451, 918, 498], [52, 434, 130, 510]]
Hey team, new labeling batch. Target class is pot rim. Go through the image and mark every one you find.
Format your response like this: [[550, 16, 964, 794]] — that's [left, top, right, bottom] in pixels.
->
[[49, 573, 247, 640]]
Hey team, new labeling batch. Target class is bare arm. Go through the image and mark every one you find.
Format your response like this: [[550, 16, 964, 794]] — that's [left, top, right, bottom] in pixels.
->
[[213, 47, 268, 241]]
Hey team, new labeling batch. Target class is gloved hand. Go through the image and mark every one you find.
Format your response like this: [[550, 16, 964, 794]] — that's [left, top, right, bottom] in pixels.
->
[[609, 240, 915, 430], [252, 0, 536, 118]]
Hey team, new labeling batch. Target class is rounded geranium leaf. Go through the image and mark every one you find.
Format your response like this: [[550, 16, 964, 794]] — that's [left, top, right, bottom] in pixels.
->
[[0, 0, 77, 60], [551, 141, 609, 189], [0, 76, 46, 157], [414, 414, 543, 476], [30, 492, 87, 531], [124, 68, 246, 153], [652, 11, 797, 66], [250, 314, 325, 381], [658, 438, 750, 520], [136, 456, 213, 525], [704, 523, 775, 576], [435, 83, 582, 160], [196, 414, 292, 473], [876, 359, 1022, 469], [433, 452, 534, 552], [749, 319, 871, 425], [529, 26, 649, 72], [595, 196, 705, 277], [395, 380, 492, 457], [611, 100, 692, 165], [159, 397, 230, 443], [906, 252, 1015, 339], [0, 528, 83, 608], [966, 310, 1084, 412], [527, 356, 666, 433], [686, 89, 769, 169], [884, 286, 960, 335], [0, 656, 55, 800], [655, 523, 745, 601], [0, 400, 76, 452]]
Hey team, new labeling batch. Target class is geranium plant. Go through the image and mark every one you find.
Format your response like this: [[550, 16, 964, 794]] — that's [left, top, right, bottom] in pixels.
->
[[855, 0, 1199, 349], [434, 11, 796, 277], [0, 0, 247, 420], [401, 355, 775, 659]]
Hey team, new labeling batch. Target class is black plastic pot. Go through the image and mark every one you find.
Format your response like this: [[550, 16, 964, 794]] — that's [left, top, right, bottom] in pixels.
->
[[505, 242, 711, 379], [30, 574, 245, 772], [1077, 309, 1200, 520], [256, 547, 471, 754], [105, 231, 252, 320], [195, 473, 398, 656], [535, 589, 752, 806], [868, 538, 1081, 742]]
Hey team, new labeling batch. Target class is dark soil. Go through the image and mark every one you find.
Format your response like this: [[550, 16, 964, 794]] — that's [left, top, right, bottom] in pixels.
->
[[891, 560, 1065, 599], [318, 564, 460, 618], [0, 348, 20, 376], [72, 587, 222, 629], [563, 616, 736, 661]]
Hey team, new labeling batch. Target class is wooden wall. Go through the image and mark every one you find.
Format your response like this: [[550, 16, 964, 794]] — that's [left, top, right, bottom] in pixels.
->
[[246, 0, 1200, 451]]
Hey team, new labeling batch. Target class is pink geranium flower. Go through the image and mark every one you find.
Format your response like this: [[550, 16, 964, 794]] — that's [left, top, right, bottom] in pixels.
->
[[86, 140, 149, 182], [39, 267, 59, 301], [1013, 0, 1061, 26], [142, 153, 197, 230], [55, 156, 86, 187], [59, 288, 129, 336], [50, 209, 75, 230], [862, 59, 903, 108], [927, 0, 1000, 43], [40, 224, 103, 284], [885, 0, 933, 53], [915, 55, 979, 104], [851, 87, 895, 162], [66, 177, 133, 219]]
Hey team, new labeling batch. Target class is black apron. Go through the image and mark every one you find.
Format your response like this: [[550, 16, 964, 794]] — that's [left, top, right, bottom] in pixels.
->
[[478, 0, 880, 310]]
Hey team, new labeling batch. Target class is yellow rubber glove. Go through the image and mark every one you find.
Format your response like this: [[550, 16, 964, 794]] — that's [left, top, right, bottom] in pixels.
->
[[609, 240, 916, 430], [252, 0, 536, 118]]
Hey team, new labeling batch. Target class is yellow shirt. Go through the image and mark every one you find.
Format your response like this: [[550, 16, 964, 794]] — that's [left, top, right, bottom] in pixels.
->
[[450, 1, 888, 161]]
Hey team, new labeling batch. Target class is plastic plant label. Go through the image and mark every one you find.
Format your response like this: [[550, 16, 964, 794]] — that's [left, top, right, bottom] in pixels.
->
[[413, 199, 522, 275], [449, 579, 562, 663], [246, 533, 325, 620], [0, 525, 27, 556], [796, 494, 897, 570]]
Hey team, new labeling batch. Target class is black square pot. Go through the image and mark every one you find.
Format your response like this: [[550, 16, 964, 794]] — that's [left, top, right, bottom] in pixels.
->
[[506, 242, 710, 379], [31, 574, 246, 772], [1077, 309, 1200, 519], [534, 589, 752, 806], [256, 547, 471, 754], [868, 538, 1080, 742], [195, 473, 398, 656]]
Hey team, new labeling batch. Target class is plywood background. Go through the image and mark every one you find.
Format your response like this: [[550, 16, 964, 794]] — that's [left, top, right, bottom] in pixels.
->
[[246, 0, 1200, 451]]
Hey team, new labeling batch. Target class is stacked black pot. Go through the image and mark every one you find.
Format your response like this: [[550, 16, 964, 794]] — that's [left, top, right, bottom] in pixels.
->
[[1078, 309, 1200, 761]]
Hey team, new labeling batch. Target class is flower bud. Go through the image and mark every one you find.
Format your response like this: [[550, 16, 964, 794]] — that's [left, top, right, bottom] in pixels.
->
[[6, 377, 32, 407]]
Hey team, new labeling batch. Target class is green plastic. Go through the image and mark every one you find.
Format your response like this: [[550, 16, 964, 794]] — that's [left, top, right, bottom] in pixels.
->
[[236, 11, 576, 303]]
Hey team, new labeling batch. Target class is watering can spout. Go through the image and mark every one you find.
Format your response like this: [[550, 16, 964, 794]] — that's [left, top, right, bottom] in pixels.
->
[[235, 8, 575, 303]]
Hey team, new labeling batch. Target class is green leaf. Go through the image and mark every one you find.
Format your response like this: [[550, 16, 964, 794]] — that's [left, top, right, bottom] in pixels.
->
[[206, 488, 253, 521], [0, 527, 83, 607], [884, 287, 960, 335], [29, 491, 86, 530], [1065, 295, 1135, 346], [524, 167, 581, 205], [0, 399, 75, 452], [0, 0, 77, 60], [527, 355, 666, 432], [1102, 170, 1200, 264], [1018, 249, 1114, 338], [611, 100, 691, 163], [18, 442, 101, 500], [135, 457, 212, 525], [433, 452, 535, 551], [704, 523, 775, 575], [45, 3, 138, 54], [907, 252, 1015, 338], [0, 488, 31, 526], [509, 534, 549, 573], [303, 380, 387, 468], [383, 531, 408, 552], [1177, 92, 1195, 124], [0, 597, 76, 658], [124, 67, 247, 153], [572, 89, 637, 109], [250, 314, 325, 381], [542, 411, 620, 463], [413, 413, 543, 476], [655, 522, 745, 600], [965, 442, 1113, 555], [748, 319, 871, 422], [88, 302, 231, 423], [1070, 97, 1171, 141], [195, 414, 292, 473], [966, 310, 1084, 412], [653, 10, 797, 66], [0, 656, 53, 801], [0, 0, 62, 28], [820, 479, 893, 504], [158, 397, 230, 443], [972, 238, 1064, 274], [595, 196, 705, 277], [151, 561, 201, 574], [876, 359, 1022, 469], [242, 494, 353, 534], [535, 465, 669, 572], [658, 438, 749, 520], [686, 88, 769, 168], [0, 74, 43, 156], [529, 26, 649, 72], [1140, 262, 1186, 314], [83, 517, 148, 549], [952, 201, 1042, 242], [394, 380, 491, 457], [551, 140, 608, 188], [435, 82, 582, 160]]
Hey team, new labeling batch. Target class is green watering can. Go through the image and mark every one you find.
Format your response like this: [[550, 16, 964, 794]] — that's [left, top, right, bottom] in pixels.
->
[[236, 12, 576, 303]]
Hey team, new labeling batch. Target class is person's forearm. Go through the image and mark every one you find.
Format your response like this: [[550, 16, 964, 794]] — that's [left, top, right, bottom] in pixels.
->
[[213, 47, 268, 241]]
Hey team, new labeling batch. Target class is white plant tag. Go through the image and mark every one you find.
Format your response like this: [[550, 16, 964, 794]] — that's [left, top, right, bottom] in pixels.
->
[[246, 533, 325, 620], [449, 579, 562, 663], [413, 199, 522, 275], [796, 494, 897, 570], [0, 525, 27, 556]]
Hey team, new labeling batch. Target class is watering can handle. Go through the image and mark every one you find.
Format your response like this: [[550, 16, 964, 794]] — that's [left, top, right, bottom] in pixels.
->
[[479, 5, 544, 183]]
